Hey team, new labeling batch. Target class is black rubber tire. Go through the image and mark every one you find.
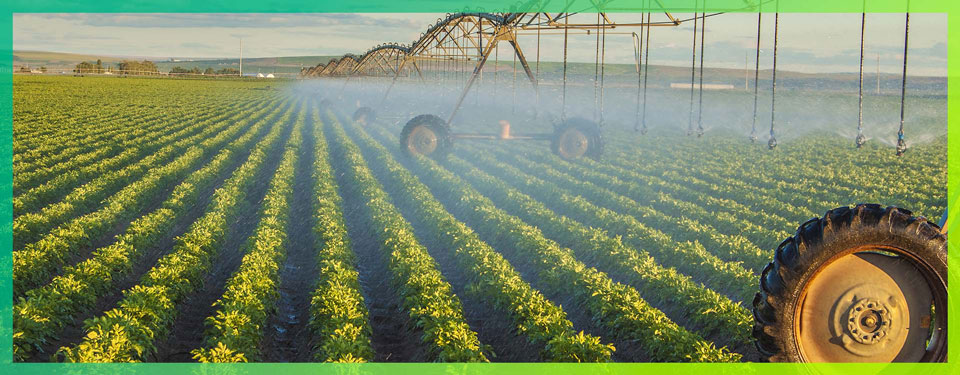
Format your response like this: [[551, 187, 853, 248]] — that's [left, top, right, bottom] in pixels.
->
[[399, 114, 452, 157], [353, 107, 376, 125], [550, 117, 603, 160], [752, 204, 947, 362]]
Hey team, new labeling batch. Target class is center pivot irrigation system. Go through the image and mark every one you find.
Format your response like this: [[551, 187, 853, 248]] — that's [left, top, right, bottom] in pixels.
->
[[301, 0, 948, 364], [303, 4, 702, 160]]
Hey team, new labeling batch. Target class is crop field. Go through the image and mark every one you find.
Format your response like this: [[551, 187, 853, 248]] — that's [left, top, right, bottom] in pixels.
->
[[11, 75, 947, 363]]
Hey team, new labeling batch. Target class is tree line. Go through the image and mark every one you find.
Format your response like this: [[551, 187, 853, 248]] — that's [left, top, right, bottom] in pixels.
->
[[169, 66, 240, 75], [74, 58, 242, 77], [74, 59, 160, 75]]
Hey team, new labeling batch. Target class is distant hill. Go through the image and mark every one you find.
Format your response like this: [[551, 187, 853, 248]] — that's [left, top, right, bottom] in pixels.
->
[[526, 61, 946, 95], [154, 56, 340, 75], [14, 51, 137, 72], [13, 50, 338, 75], [13, 50, 946, 95]]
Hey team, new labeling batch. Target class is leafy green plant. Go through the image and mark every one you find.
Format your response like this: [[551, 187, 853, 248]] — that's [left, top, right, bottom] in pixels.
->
[[54, 101, 294, 362], [326, 114, 488, 363], [361, 122, 740, 362], [344, 114, 613, 362], [192, 109, 304, 362], [306, 107, 375, 362]]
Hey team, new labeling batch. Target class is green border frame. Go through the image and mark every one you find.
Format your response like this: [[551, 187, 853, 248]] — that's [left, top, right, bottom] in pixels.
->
[[0, 0, 955, 374]]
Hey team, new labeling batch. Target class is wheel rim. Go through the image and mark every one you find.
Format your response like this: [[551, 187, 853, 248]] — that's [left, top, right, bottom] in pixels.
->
[[406, 125, 438, 155], [557, 128, 589, 159], [795, 246, 943, 362]]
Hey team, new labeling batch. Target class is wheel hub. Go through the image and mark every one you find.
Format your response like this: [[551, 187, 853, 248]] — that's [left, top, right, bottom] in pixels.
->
[[796, 251, 934, 362], [407, 126, 437, 155], [557, 129, 589, 159], [828, 284, 908, 358], [845, 298, 893, 345]]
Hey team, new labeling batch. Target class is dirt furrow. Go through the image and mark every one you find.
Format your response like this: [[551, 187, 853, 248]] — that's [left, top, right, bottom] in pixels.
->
[[324, 114, 426, 362], [261, 110, 319, 362]]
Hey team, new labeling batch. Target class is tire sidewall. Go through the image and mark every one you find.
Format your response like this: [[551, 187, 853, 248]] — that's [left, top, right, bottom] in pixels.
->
[[400, 114, 451, 157], [552, 117, 603, 160], [756, 205, 947, 362]]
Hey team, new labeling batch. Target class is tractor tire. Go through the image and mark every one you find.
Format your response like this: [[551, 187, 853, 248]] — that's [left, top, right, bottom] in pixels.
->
[[753, 204, 947, 362], [400, 114, 452, 157], [551, 117, 603, 160], [353, 107, 376, 125]]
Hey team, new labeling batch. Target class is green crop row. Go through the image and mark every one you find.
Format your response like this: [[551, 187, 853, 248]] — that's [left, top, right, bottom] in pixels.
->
[[192, 112, 304, 362], [604, 148, 835, 234], [14, 98, 272, 217], [15, 90, 256, 171], [495, 149, 772, 274], [476, 147, 756, 302], [54, 104, 292, 362], [438, 145, 753, 349], [13, 75, 258, 153], [14, 103, 229, 194], [607, 135, 943, 219], [326, 114, 488, 363], [16, 110, 162, 172], [659, 168, 818, 224], [356, 126, 740, 362], [345, 117, 614, 362], [13, 109, 254, 247], [11, 99, 287, 362], [306, 107, 375, 363], [15, 108, 130, 151], [12, 102, 291, 296], [520, 147, 778, 252], [552, 153, 791, 250], [15, 96, 271, 195]]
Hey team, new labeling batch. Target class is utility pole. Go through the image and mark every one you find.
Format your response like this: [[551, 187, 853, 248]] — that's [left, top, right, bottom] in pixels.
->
[[240, 38, 243, 77], [876, 53, 880, 94]]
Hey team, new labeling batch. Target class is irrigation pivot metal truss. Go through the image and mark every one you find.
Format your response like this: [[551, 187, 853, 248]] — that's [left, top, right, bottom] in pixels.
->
[[299, 2, 721, 159], [299, 0, 920, 160]]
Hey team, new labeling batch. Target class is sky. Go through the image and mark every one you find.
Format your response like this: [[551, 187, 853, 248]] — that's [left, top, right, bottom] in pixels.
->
[[13, 12, 948, 76]]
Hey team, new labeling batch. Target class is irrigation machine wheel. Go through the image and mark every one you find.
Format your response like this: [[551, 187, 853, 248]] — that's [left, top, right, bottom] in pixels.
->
[[353, 106, 377, 125], [400, 114, 452, 157], [753, 204, 947, 362], [551, 117, 603, 160]]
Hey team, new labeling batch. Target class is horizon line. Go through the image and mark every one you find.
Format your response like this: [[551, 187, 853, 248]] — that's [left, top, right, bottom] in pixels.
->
[[14, 49, 949, 79]]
